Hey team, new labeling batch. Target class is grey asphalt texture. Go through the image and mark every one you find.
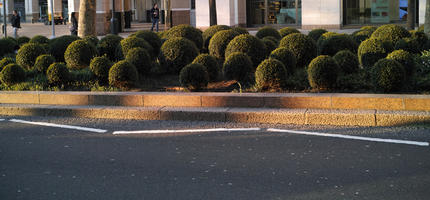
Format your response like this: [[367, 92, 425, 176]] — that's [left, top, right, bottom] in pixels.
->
[[1, 116, 429, 200]]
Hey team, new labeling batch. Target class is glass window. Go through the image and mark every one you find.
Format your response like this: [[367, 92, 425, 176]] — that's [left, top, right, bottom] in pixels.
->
[[247, 0, 301, 26], [344, 0, 408, 25]]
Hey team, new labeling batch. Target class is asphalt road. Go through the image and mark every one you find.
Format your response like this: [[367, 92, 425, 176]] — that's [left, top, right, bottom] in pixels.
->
[[1, 116, 430, 200]]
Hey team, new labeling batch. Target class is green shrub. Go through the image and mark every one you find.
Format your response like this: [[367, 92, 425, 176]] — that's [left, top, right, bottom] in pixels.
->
[[97, 34, 123, 61], [255, 58, 287, 91], [351, 30, 373, 45], [46, 62, 69, 85], [34, 54, 55, 73], [222, 52, 253, 82], [16, 43, 47, 69], [0, 38, 18, 57], [418, 25, 425, 32], [386, 50, 415, 78], [307, 55, 339, 90], [208, 29, 240, 60], [256, 26, 281, 40], [131, 30, 162, 58], [360, 26, 377, 33], [48, 35, 80, 62], [279, 33, 317, 68], [317, 34, 357, 56], [232, 27, 249, 35], [192, 54, 219, 82], [279, 27, 300, 38], [65, 40, 97, 70], [30, 35, 50, 45], [394, 37, 420, 54], [0, 57, 15, 71], [358, 38, 393, 69], [108, 60, 138, 89], [225, 34, 267, 68], [263, 36, 279, 44], [371, 58, 405, 92], [83, 35, 99, 47], [410, 30, 428, 49], [164, 24, 203, 49], [308, 29, 327, 42], [179, 63, 209, 91], [333, 50, 359, 74], [262, 38, 277, 55], [202, 25, 231, 51], [125, 47, 152, 75], [118, 36, 154, 58], [160, 37, 199, 74], [269, 47, 296, 74], [17, 36, 30, 46], [89, 56, 112, 83], [0, 63, 26, 86], [371, 24, 410, 44]]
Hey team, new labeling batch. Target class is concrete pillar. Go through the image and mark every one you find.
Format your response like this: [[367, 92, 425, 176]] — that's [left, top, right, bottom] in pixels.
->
[[196, 0, 244, 29], [25, 0, 39, 22], [419, 0, 425, 25], [95, 0, 110, 35], [171, 0, 190, 26], [135, 0, 146, 22], [47, 0, 62, 17], [302, 0, 341, 29]]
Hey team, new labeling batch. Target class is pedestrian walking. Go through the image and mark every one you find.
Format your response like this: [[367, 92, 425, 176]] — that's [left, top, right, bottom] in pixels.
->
[[150, 3, 160, 32], [70, 12, 78, 36], [11, 10, 21, 38]]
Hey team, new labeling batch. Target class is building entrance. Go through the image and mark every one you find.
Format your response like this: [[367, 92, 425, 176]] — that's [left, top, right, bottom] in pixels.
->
[[247, 0, 301, 26]]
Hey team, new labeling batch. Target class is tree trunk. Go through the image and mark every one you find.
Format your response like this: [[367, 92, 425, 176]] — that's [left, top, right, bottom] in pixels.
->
[[407, 0, 416, 30], [209, 0, 217, 26], [425, 0, 430, 34], [78, 0, 96, 37]]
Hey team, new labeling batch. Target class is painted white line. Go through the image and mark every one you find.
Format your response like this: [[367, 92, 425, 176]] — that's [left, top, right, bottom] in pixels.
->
[[267, 128, 429, 147], [113, 128, 261, 135], [0, 119, 5, 121], [9, 119, 108, 133]]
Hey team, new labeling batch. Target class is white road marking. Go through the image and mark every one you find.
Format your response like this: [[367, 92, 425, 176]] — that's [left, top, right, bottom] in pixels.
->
[[9, 119, 107, 133], [113, 128, 261, 135], [0, 119, 5, 121], [267, 128, 429, 147]]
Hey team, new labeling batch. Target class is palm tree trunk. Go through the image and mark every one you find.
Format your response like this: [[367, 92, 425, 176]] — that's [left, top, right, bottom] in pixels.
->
[[425, 0, 430, 34], [209, 0, 217, 26], [78, 0, 96, 37], [407, 0, 416, 30]]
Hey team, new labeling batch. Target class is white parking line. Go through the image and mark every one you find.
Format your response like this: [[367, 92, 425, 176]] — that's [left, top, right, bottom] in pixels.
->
[[113, 128, 261, 135], [267, 128, 429, 147], [9, 119, 108, 133]]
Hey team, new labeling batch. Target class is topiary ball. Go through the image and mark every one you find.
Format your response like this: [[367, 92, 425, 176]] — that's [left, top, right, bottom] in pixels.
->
[[0, 63, 25, 86], [263, 36, 279, 45], [125, 47, 152, 76], [371, 24, 410, 44], [255, 58, 288, 91], [97, 34, 123, 61], [208, 29, 240, 61], [0, 37, 18, 57], [386, 50, 415, 78], [160, 37, 199, 74], [351, 30, 373, 45], [108, 60, 139, 89], [279, 33, 317, 69], [65, 40, 97, 70], [256, 26, 281, 40], [410, 30, 428, 51], [192, 54, 219, 82], [89, 56, 112, 83], [279, 27, 300, 38], [358, 38, 393, 69], [16, 43, 47, 70], [318, 34, 358, 56], [131, 30, 162, 58], [394, 37, 420, 54], [308, 29, 327, 42], [34, 54, 55, 73], [223, 52, 253, 82], [17, 36, 30, 46], [232, 27, 249, 35], [333, 50, 359, 74], [118, 36, 154, 59], [29, 35, 50, 44], [202, 25, 231, 52], [83, 35, 99, 47], [179, 63, 209, 91], [164, 24, 203, 49], [46, 62, 69, 85], [262, 38, 277, 56], [0, 57, 15, 71], [371, 58, 405, 92], [48, 35, 80, 62], [307, 55, 339, 90], [269, 47, 296, 74], [225, 34, 267, 68]]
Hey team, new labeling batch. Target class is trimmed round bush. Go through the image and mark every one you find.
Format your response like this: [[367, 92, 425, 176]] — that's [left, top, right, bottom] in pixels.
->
[[65, 40, 97, 70], [29, 35, 49, 45], [307, 55, 339, 90], [279, 33, 317, 68], [360, 26, 377, 33], [16, 43, 47, 69], [232, 27, 249, 35], [371, 24, 410, 44], [125, 47, 152, 75], [17, 36, 30, 46], [222, 52, 253, 82], [308, 29, 327, 42], [256, 26, 281, 40], [97, 34, 123, 61], [161, 37, 199, 73], [83, 35, 99, 47], [164, 24, 203, 49], [89, 56, 112, 83], [269, 47, 296, 73], [410, 31, 428, 51], [333, 50, 359, 74], [279, 27, 300, 38], [131, 30, 162, 58], [208, 29, 240, 60], [255, 58, 288, 91], [108, 60, 139, 89], [371, 58, 405, 92], [46, 62, 69, 85], [394, 37, 420, 54], [0, 38, 18, 57], [317, 34, 357, 56], [48, 35, 80, 62], [358, 38, 393, 69], [34, 54, 55, 73], [386, 50, 415, 77], [263, 36, 279, 44], [351, 30, 373, 45], [202, 25, 231, 51], [0, 63, 25, 86], [118, 36, 154, 58], [192, 54, 219, 82], [225, 34, 267, 68], [179, 63, 209, 91], [262, 38, 277, 55], [0, 57, 15, 71]]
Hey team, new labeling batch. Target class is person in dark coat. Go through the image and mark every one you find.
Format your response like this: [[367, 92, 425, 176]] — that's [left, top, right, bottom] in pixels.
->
[[70, 12, 78, 36], [11, 10, 21, 38], [150, 3, 160, 32]]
